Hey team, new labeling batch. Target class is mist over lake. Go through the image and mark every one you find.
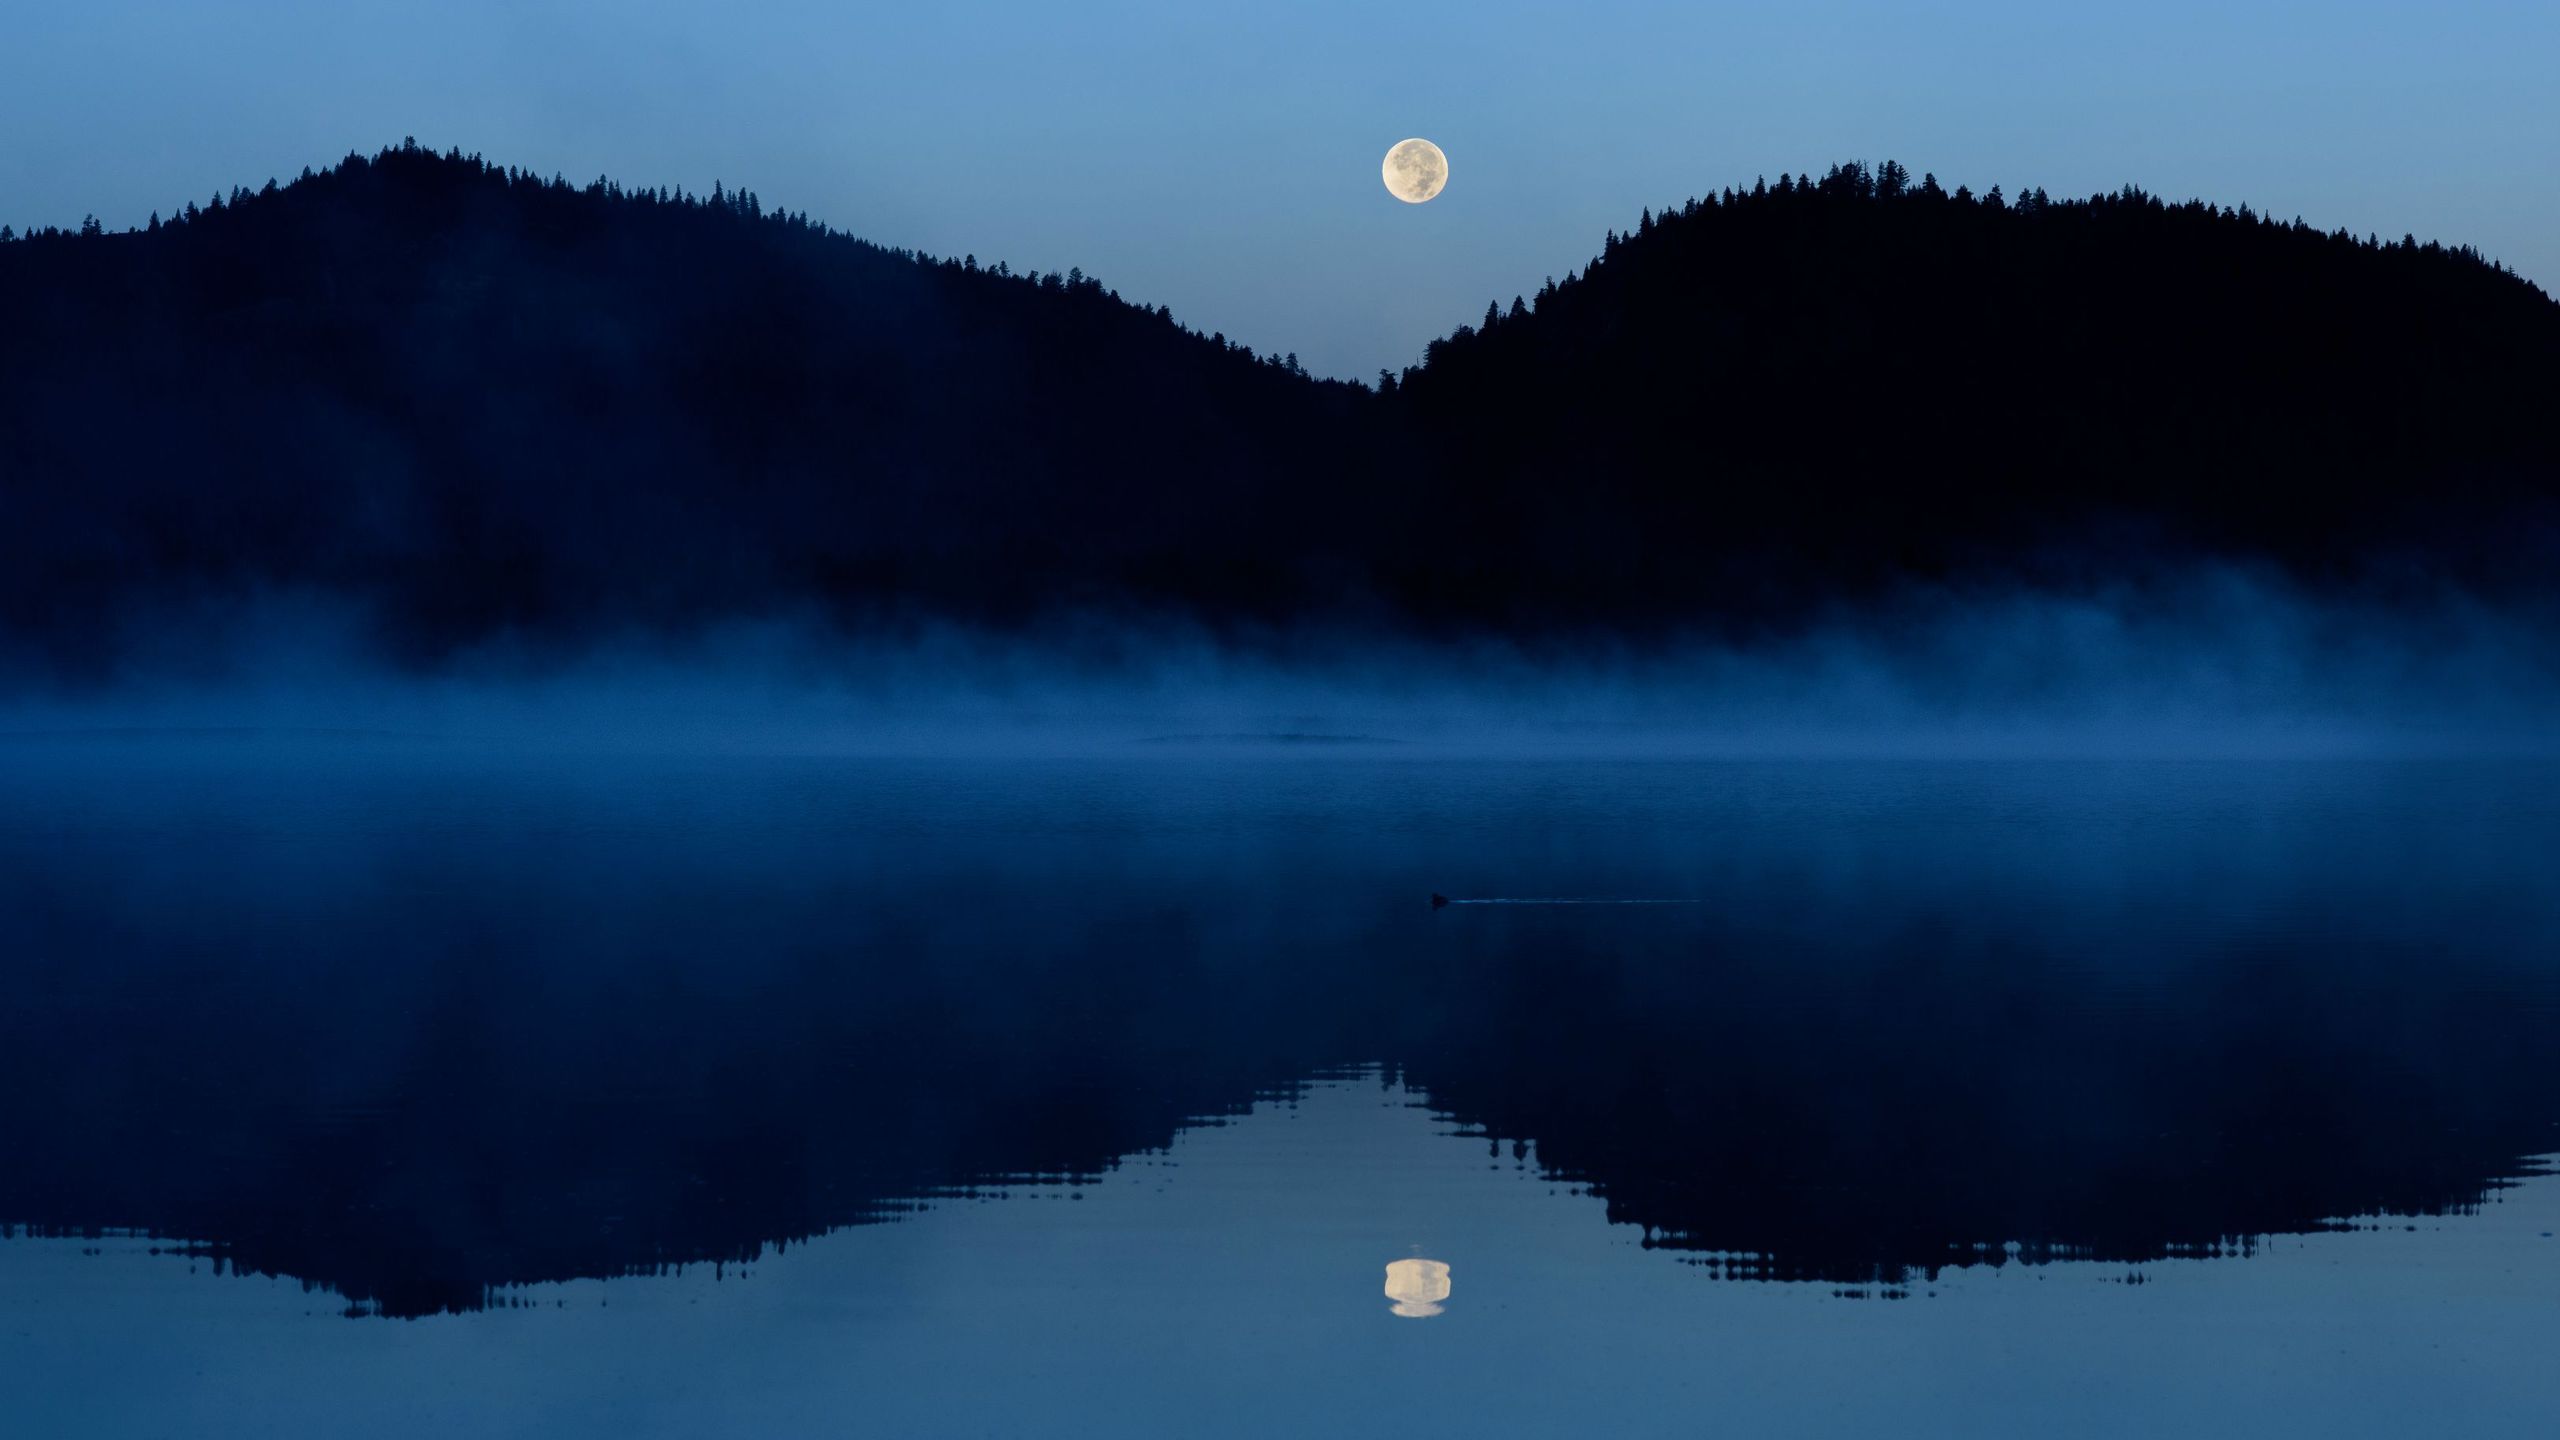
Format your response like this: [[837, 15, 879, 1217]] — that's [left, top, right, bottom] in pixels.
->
[[8, 531, 2560, 1436]]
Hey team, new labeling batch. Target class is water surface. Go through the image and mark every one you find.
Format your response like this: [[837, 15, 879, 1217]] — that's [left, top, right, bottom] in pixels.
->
[[3, 741, 2555, 1435]]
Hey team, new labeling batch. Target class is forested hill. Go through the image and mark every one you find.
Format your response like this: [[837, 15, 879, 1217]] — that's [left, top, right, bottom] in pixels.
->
[[3, 147, 2557, 667], [0, 141, 1394, 665], [1389, 161, 2560, 625]]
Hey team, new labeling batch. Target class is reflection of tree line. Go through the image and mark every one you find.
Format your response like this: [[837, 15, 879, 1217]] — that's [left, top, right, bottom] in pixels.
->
[[0, 885, 1358, 1317], [2, 877, 2553, 1315], [1396, 912, 2560, 1287]]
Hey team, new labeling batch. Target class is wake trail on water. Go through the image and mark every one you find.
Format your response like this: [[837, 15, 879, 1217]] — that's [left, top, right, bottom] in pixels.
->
[[1442, 898, 1701, 906]]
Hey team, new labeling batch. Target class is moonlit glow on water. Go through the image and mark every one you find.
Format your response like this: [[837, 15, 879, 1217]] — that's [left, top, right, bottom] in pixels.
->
[[1385, 1257, 1453, 1318]]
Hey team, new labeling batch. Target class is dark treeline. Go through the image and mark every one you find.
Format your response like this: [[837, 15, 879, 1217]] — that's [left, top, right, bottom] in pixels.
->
[[0, 141, 1394, 669], [1391, 160, 2560, 626], [3, 147, 2557, 667]]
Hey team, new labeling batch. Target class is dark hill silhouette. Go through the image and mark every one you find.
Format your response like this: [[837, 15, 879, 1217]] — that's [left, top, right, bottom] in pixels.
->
[[0, 141, 1393, 668], [1389, 161, 2560, 626], [3, 147, 2556, 666]]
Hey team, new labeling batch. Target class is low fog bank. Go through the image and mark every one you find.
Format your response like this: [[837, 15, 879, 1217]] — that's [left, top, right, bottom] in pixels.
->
[[3, 568, 2556, 758]]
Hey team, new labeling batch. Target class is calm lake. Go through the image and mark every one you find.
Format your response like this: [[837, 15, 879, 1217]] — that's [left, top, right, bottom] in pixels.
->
[[3, 738, 2556, 1436]]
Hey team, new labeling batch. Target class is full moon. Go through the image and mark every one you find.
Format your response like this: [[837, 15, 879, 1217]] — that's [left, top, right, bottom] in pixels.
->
[[1382, 138, 1448, 204]]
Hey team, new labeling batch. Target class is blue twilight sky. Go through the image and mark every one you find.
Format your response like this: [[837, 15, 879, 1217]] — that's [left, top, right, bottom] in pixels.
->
[[5, 1, 2554, 380]]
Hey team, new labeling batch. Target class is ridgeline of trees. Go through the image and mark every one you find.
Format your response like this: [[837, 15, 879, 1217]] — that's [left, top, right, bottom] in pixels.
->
[[3, 147, 2555, 666], [0, 140, 1394, 668], [1388, 160, 2560, 626]]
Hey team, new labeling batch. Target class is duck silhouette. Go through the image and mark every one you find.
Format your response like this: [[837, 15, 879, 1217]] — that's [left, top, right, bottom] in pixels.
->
[[1430, 893, 1450, 910]]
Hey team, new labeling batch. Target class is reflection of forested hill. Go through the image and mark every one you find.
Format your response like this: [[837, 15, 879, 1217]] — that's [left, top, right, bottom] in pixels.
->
[[1400, 909, 2560, 1286], [4, 147, 2557, 666], [2, 753, 2554, 1314]]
